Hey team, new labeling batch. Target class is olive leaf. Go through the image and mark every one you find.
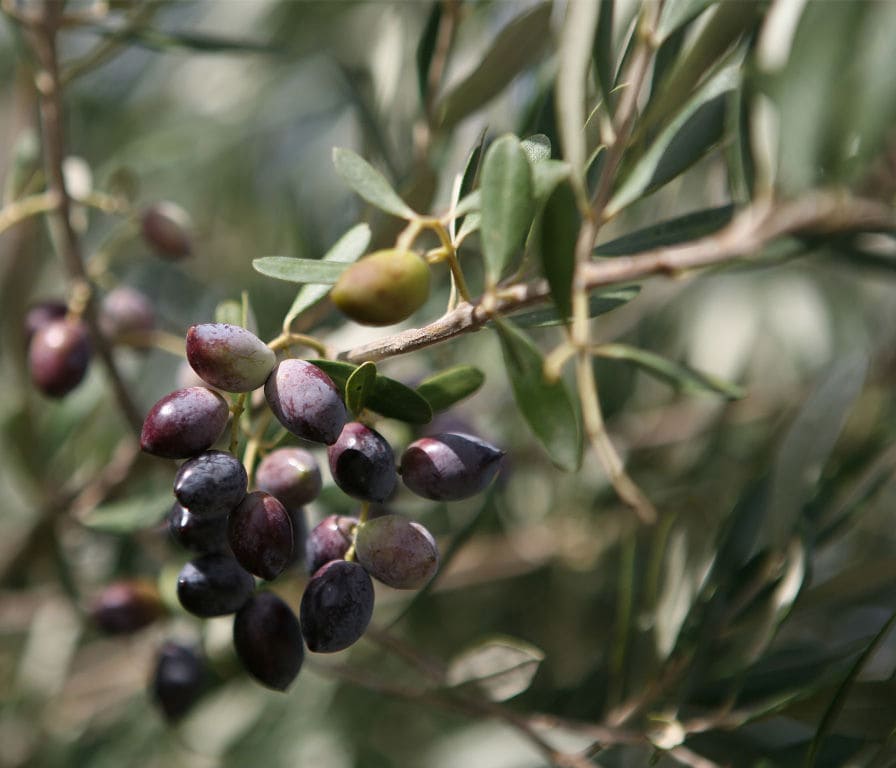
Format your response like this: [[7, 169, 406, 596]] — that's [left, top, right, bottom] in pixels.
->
[[538, 180, 579, 321], [417, 366, 485, 412], [332, 147, 416, 219], [446, 636, 545, 702], [251, 257, 350, 284], [345, 361, 377, 416]]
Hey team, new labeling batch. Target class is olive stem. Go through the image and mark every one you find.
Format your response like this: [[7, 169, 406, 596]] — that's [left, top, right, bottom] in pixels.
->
[[242, 409, 273, 487], [0, 191, 55, 234], [115, 330, 186, 357], [229, 393, 247, 456], [267, 332, 328, 357]]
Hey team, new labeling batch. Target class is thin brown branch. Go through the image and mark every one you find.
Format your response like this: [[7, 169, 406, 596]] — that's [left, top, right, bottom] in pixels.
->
[[339, 193, 895, 364], [30, 11, 144, 434]]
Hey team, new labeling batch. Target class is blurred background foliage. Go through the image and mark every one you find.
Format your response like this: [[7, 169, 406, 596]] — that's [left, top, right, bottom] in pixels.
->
[[1, 1, 896, 767]]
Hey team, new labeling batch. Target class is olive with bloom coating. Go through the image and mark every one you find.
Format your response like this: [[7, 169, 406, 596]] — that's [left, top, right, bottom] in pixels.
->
[[228, 491, 294, 581], [24, 299, 67, 344], [140, 387, 229, 459], [400, 432, 504, 501], [265, 359, 346, 444], [300, 559, 374, 653], [186, 323, 276, 393], [100, 286, 156, 340], [28, 318, 92, 398], [173, 450, 247, 518], [233, 591, 304, 691], [256, 447, 322, 508], [354, 515, 439, 589], [151, 641, 205, 722], [176, 554, 254, 617], [305, 514, 358, 574], [328, 422, 396, 502]]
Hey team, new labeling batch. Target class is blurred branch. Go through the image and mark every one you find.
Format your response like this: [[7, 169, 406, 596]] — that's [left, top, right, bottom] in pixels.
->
[[0, 191, 54, 235], [29, 7, 144, 434], [339, 192, 896, 364]]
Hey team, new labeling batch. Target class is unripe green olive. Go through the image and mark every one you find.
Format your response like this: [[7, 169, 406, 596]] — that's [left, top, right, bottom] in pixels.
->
[[330, 249, 430, 326]]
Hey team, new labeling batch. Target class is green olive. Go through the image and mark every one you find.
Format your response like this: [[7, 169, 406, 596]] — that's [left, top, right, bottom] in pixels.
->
[[331, 249, 430, 326]]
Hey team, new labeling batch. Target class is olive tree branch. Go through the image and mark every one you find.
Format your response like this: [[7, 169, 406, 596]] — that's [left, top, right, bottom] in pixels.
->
[[339, 192, 894, 366], [29, 10, 144, 434]]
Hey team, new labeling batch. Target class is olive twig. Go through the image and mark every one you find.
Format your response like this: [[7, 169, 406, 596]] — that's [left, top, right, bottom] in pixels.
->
[[267, 332, 328, 357]]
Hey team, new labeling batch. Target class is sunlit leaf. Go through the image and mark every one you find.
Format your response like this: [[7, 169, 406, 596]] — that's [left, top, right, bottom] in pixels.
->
[[532, 159, 572, 202], [417, 366, 485, 411], [282, 223, 370, 328], [332, 147, 416, 219], [594, 343, 746, 399], [520, 134, 551, 165], [495, 318, 582, 470], [436, 3, 552, 127], [345, 361, 377, 415], [252, 257, 349, 284], [657, 0, 718, 42], [446, 636, 545, 702], [480, 134, 534, 283]]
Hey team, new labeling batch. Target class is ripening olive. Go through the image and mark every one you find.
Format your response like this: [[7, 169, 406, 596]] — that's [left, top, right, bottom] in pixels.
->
[[28, 318, 92, 398], [140, 387, 230, 459], [141, 202, 193, 259], [228, 492, 294, 581], [89, 579, 165, 635], [400, 432, 504, 501], [300, 560, 374, 653], [151, 641, 205, 722], [331, 249, 430, 326], [305, 514, 358, 574], [327, 422, 397, 503], [186, 323, 276, 393], [176, 554, 255, 617], [100, 286, 156, 340], [24, 299, 67, 345], [264, 359, 347, 445], [168, 503, 230, 554], [173, 450, 247, 518], [354, 515, 439, 589], [233, 591, 304, 691], [255, 447, 322, 508]]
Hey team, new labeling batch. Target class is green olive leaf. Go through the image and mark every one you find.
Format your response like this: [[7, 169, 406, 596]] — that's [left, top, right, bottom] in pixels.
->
[[82, 491, 171, 534], [447, 636, 545, 702], [595, 205, 735, 255], [345, 361, 377, 416], [506, 287, 640, 328], [416, 366, 486, 412], [332, 147, 416, 219], [494, 318, 582, 471], [520, 134, 552, 165], [538, 180, 579, 321], [308, 359, 432, 424], [480, 134, 535, 284], [251, 257, 350, 284]]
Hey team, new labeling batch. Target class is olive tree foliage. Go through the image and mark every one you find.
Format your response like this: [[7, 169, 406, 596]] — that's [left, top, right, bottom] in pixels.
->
[[1, 1, 896, 767]]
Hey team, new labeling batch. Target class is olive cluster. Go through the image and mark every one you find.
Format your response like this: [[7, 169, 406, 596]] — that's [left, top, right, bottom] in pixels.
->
[[136, 322, 503, 697]]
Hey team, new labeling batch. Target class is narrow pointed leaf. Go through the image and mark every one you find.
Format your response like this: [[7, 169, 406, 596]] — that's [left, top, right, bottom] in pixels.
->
[[283, 224, 370, 327], [594, 343, 746, 399], [657, 0, 718, 42], [532, 159, 572, 202], [446, 636, 545, 702], [593, 0, 615, 114], [495, 318, 582, 470], [480, 135, 535, 283], [82, 492, 171, 534], [436, 3, 552, 127], [345, 361, 377, 415], [539, 180, 579, 321], [252, 257, 350, 284], [595, 205, 735, 255], [308, 359, 432, 424], [332, 147, 416, 219], [417, 366, 485, 411], [416, 2, 442, 104], [508, 287, 640, 328]]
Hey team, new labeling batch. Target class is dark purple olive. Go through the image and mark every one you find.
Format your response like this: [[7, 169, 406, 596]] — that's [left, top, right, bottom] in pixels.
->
[[305, 514, 358, 574], [228, 491, 294, 581], [264, 360, 346, 445], [140, 387, 229, 459], [168, 503, 230, 554], [233, 592, 304, 691], [186, 323, 276, 393], [176, 554, 255, 617], [151, 641, 205, 722], [24, 299, 67, 344], [89, 579, 165, 634], [174, 450, 247, 518], [300, 560, 374, 653], [400, 432, 504, 501], [327, 422, 396, 502], [255, 447, 322, 508], [285, 506, 308, 568], [141, 202, 192, 259], [28, 318, 92, 398], [354, 515, 439, 589], [100, 286, 156, 340]]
